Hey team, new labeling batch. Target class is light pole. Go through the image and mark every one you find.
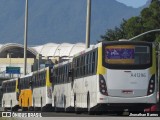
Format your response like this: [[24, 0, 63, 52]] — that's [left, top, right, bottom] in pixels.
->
[[9, 53, 13, 78], [24, 0, 28, 75], [128, 29, 160, 41], [9, 53, 12, 67], [58, 49, 61, 63], [85, 0, 91, 49]]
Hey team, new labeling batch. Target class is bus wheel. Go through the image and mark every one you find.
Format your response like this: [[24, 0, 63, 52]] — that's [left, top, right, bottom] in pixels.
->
[[54, 96, 57, 112], [28, 99, 30, 111], [41, 98, 43, 112], [129, 107, 144, 113], [4, 107, 7, 111], [64, 96, 67, 112], [21, 99, 23, 111], [14, 106, 18, 111], [10, 100, 13, 112], [33, 98, 36, 112], [74, 95, 80, 114], [87, 94, 94, 115]]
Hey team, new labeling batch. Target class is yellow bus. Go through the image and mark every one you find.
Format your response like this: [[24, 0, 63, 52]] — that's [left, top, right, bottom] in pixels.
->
[[19, 73, 33, 111], [18, 67, 53, 111]]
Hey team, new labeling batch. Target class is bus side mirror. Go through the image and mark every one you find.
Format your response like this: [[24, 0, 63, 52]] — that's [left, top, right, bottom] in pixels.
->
[[68, 70, 72, 77], [17, 84, 20, 89], [29, 80, 32, 86], [18, 78, 20, 89], [50, 77, 53, 83]]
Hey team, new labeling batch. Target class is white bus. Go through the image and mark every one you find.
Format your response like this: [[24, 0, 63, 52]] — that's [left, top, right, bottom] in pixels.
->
[[32, 67, 53, 111], [1, 78, 19, 111], [52, 59, 73, 112], [71, 41, 157, 114]]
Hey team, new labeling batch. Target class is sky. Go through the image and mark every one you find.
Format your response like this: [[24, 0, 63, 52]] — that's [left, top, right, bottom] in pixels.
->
[[116, 0, 149, 8]]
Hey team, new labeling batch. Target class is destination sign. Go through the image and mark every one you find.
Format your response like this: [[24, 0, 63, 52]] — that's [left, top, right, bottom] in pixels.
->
[[106, 48, 134, 59], [6, 66, 20, 74]]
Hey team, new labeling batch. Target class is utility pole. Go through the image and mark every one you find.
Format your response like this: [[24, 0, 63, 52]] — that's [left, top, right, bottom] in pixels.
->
[[24, 0, 28, 75], [85, 0, 91, 49]]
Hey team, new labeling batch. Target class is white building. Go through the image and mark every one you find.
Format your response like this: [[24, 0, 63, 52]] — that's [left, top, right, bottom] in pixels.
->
[[0, 42, 87, 77]]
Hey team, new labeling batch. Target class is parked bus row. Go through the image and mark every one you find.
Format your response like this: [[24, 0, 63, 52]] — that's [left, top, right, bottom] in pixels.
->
[[1, 41, 159, 114]]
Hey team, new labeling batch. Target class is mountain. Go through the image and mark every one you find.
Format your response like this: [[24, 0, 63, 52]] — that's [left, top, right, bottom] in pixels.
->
[[0, 0, 149, 45]]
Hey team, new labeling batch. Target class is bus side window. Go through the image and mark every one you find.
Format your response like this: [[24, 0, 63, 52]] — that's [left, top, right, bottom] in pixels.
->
[[21, 79, 24, 89], [43, 71, 46, 86], [1, 83, 3, 93], [92, 51, 96, 74], [2, 83, 4, 93], [39, 73, 42, 86], [35, 74, 37, 87], [9, 82, 11, 92], [0, 85, 3, 93], [56, 68, 58, 84], [37, 73, 39, 87], [67, 64, 70, 82], [61, 66, 64, 83], [6, 82, 10, 92], [42, 72, 44, 86]]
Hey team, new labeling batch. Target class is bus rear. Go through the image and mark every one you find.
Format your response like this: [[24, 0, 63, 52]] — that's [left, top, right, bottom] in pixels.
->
[[97, 41, 157, 111]]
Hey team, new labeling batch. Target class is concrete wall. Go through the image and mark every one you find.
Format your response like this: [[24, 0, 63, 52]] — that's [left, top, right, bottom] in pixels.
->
[[0, 58, 35, 78]]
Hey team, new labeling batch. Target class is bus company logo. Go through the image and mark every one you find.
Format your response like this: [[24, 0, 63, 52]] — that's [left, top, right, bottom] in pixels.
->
[[2, 112, 11, 117]]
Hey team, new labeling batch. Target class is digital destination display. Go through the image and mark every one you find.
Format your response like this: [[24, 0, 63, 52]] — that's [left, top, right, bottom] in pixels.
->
[[106, 48, 134, 59]]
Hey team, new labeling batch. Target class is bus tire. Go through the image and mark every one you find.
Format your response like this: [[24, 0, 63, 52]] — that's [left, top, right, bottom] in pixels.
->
[[129, 107, 144, 113], [74, 95, 80, 114], [14, 106, 19, 111], [54, 96, 57, 112], [27, 99, 29, 111], [87, 93, 94, 115], [21, 99, 24, 111], [41, 97, 43, 112], [64, 96, 67, 112], [33, 98, 36, 112], [28, 99, 33, 111], [10, 100, 13, 112], [4, 107, 7, 111]]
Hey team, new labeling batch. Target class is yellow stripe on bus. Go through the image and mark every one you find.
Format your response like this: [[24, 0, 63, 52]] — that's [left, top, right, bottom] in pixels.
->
[[150, 47, 156, 75], [46, 68, 52, 87], [15, 79, 19, 93], [97, 47, 106, 75]]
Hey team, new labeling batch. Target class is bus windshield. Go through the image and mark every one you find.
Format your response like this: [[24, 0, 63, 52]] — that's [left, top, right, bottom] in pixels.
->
[[103, 43, 152, 69]]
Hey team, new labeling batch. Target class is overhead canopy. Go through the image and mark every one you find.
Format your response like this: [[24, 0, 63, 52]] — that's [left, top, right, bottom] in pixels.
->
[[32, 43, 86, 57], [0, 42, 87, 58], [0, 43, 37, 58]]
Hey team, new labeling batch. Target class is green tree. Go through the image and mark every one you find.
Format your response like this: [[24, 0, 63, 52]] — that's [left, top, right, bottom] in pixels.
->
[[101, 0, 160, 42], [123, 16, 143, 39], [101, 20, 127, 41]]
